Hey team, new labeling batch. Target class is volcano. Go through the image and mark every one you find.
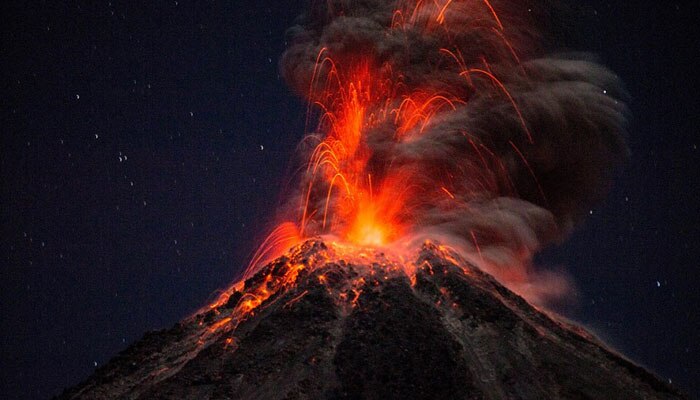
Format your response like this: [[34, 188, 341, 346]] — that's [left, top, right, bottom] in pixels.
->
[[58, 239, 685, 399]]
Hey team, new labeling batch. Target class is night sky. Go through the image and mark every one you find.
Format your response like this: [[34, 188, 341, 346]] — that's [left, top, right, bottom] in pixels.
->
[[2, 1, 699, 399]]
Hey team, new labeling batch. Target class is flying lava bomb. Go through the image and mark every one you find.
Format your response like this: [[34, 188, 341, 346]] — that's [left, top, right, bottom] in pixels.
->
[[57, 1, 689, 399]]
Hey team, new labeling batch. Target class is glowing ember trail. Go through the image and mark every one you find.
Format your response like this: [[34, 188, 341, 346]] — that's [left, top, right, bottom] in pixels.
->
[[205, 0, 628, 335]]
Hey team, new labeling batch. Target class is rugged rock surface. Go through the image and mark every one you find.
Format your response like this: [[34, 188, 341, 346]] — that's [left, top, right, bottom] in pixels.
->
[[58, 240, 686, 399]]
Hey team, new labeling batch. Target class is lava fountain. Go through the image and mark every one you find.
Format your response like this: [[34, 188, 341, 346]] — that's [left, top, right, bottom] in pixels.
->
[[231, 0, 627, 306]]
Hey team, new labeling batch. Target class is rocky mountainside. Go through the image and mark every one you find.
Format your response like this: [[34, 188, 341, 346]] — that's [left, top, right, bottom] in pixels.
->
[[58, 240, 686, 399]]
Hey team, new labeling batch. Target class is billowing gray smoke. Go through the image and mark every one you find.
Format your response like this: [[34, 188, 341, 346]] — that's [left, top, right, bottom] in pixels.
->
[[280, 0, 628, 305]]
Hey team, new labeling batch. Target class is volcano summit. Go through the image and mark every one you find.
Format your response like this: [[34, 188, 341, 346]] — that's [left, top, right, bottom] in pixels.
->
[[59, 240, 685, 399]]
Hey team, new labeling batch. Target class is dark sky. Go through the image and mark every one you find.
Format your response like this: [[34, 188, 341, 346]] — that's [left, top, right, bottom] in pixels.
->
[[1, 1, 699, 399]]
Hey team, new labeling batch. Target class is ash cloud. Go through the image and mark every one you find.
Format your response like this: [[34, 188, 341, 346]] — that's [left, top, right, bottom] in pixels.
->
[[280, 0, 628, 305]]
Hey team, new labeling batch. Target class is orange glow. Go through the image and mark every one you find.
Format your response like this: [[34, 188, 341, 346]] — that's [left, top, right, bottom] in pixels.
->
[[348, 219, 386, 247]]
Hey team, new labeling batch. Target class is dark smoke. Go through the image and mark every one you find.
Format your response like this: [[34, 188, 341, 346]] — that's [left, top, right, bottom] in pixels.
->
[[280, 0, 629, 305]]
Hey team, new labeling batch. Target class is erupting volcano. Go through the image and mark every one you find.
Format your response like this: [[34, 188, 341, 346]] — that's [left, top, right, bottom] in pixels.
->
[[58, 0, 688, 399], [242, 0, 630, 305]]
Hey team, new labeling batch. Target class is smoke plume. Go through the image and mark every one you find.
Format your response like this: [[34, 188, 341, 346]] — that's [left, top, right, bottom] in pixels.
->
[[275, 0, 628, 305]]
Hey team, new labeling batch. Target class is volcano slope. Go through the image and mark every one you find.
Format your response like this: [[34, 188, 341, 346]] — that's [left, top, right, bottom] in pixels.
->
[[58, 240, 686, 400]]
